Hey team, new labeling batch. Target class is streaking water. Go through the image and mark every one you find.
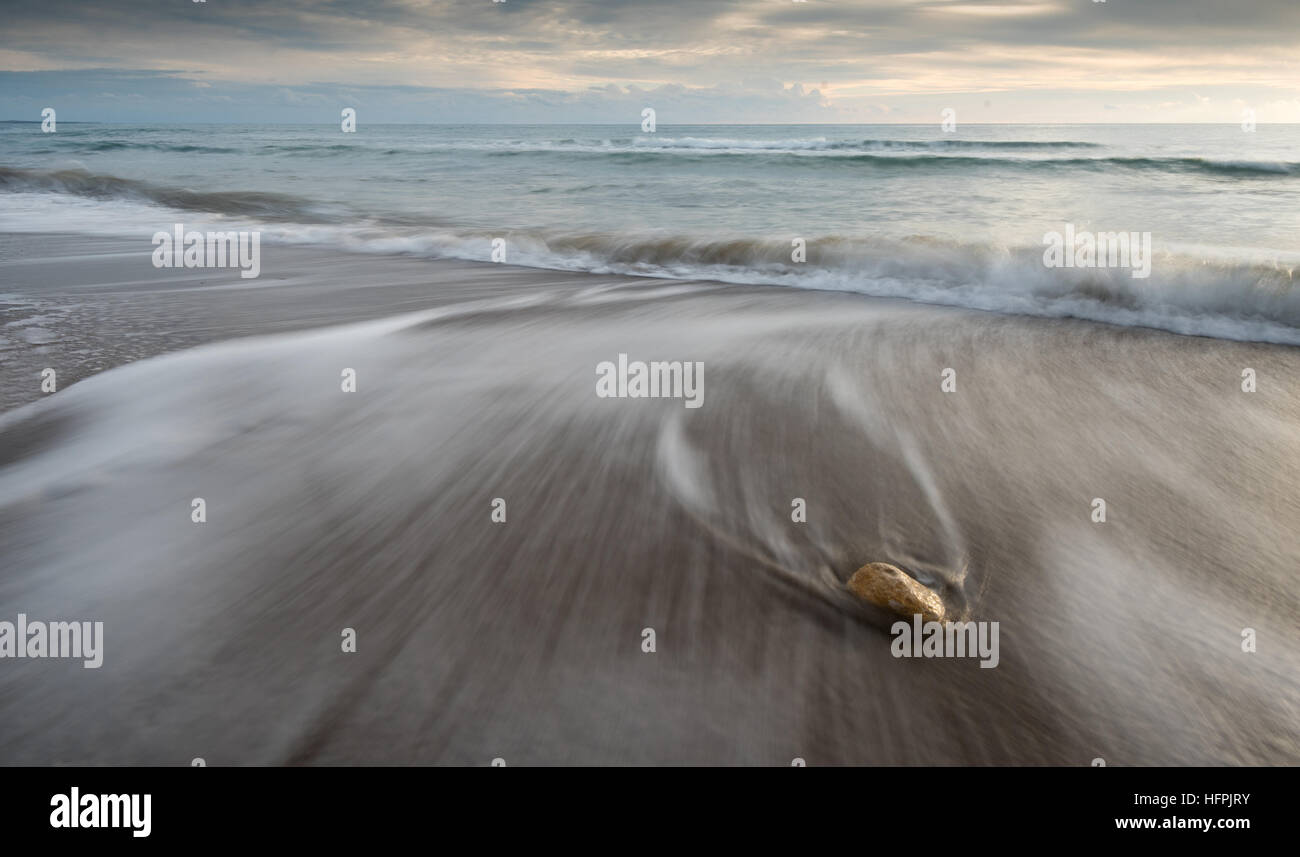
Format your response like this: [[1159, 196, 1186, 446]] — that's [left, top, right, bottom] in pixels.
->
[[2, 123, 1298, 341], [1, 240, 1297, 764]]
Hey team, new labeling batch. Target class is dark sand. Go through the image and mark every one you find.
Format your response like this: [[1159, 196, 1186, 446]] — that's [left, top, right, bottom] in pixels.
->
[[1, 232, 1297, 764]]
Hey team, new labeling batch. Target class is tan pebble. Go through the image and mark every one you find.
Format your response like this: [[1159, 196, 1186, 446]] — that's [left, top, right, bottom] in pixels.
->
[[847, 562, 945, 622]]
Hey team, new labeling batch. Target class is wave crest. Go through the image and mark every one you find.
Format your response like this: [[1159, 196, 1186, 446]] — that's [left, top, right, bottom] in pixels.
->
[[0, 167, 337, 221]]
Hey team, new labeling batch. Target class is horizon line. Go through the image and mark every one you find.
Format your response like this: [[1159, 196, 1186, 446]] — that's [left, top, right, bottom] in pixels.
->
[[4, 119, 1298, 127]]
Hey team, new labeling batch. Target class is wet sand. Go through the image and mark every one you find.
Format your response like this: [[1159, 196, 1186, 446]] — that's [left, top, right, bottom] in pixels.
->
[[1, 233, 1297, 764]]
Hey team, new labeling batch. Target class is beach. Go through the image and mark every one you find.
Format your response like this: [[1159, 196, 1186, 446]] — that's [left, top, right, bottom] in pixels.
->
[[1, 232, 1296, 764]]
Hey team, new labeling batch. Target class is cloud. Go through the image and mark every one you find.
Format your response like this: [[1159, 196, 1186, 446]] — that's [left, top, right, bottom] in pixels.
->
[[1, 0, 1298, 122]]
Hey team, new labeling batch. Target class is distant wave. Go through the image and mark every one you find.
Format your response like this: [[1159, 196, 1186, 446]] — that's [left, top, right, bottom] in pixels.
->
[[429, 136, 1103, 154], [1093, 156, 1300, 177], [25, 136, 1295, 177], [77, 141, 240, 154], [0, 167, 340, 221], [627, 136, 1103, 151], [18, 134, 1101, 156], [484, 147, 1300, 176], [407, 141, 1294, 176], [433, 137, 1110, 158], [255, 143, 360, 155]]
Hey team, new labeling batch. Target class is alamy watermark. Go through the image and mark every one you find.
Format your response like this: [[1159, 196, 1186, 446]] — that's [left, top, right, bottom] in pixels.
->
[[152, 224, 261, 279], [0, 613, 103, 668], [1042, 224, 1151, 279], [891, 614, 999, 668], [596, 354, 703, 408], [50, 788, 150, 838]]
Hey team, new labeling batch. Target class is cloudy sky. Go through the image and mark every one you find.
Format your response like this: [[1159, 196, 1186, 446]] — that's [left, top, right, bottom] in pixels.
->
[[2, 0, 1298, 123]]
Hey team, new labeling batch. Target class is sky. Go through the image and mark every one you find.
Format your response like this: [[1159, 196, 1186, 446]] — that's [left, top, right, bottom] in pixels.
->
[[2, 0, 1299, 124]]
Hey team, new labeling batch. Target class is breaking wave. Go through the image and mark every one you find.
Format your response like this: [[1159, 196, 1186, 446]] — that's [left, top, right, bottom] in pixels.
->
[[2, 166, 1297, 344]]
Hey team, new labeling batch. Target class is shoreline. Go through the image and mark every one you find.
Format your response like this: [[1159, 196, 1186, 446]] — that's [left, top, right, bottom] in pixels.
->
[[3, 231, 1296, 415], [0, 231, 1297, 764]]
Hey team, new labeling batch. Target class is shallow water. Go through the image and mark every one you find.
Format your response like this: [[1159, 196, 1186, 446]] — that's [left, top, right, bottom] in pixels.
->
[[0, 238, 1296, 764]]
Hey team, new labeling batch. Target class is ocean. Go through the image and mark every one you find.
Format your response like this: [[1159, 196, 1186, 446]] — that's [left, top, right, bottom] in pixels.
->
[[2, 122, 1298, 343]]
